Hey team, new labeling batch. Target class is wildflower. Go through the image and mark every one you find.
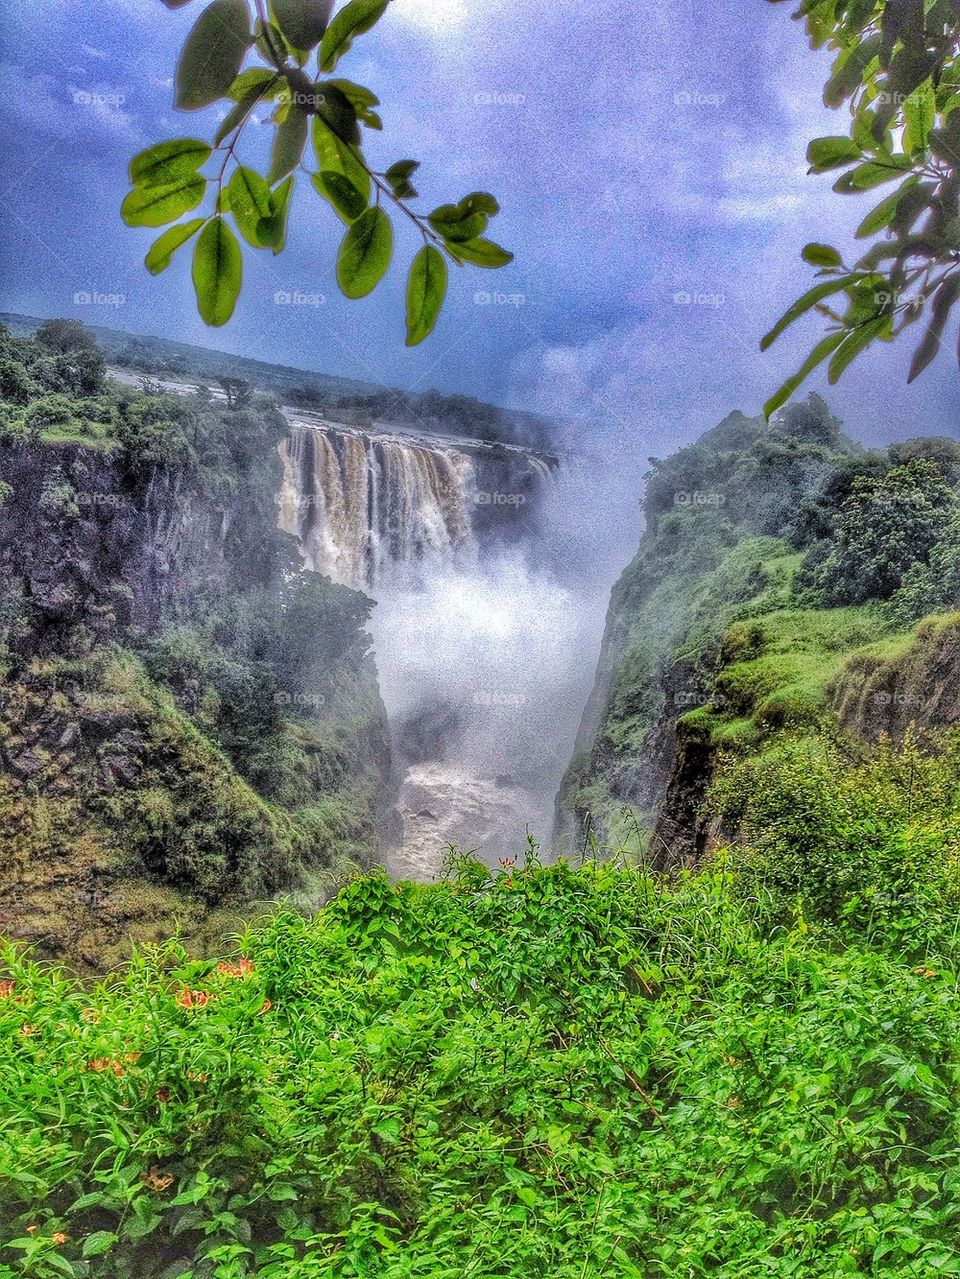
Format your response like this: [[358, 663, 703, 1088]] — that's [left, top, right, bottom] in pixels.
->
[[142, 1165, 175, 1193], [725, 1095, 743, 1109], [25, 1225, 38, 1236], [19, 1022, 36, 1037], [218, 957, 254, 978], [51, 1232, 69, 1246], [176, 988, 211, 1009], [155, 1086, 171, 1104], [88, 1058, 124, 1076], [498, 857, 516, 870], [81, 1008, 100, 1024], [186, 1070, 208, 1083], [258, 998, 272, 1016], [913, 966, 938, 979], [0, 981, 14, 999]]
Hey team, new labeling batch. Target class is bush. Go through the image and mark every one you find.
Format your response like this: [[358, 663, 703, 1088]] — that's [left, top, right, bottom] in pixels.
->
[[805, 459, 956, 606], [2, 858, 960, 1278]]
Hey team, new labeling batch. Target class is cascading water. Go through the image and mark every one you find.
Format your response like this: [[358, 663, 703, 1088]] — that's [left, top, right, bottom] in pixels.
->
[[279, 421, 478, 588]]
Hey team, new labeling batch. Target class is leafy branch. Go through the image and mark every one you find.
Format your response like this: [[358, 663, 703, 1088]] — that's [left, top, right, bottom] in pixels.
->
[[763, 0, 960, 415], [125, 0, 513, 343]]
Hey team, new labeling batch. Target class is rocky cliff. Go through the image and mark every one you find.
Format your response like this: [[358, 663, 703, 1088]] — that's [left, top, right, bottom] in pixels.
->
[[0, 321, 392, 968]]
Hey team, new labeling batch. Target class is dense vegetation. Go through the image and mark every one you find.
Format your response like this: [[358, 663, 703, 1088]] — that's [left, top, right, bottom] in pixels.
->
[[562, 395, 960, 852], [0, 321, 389, 967], [3, 810, 960, 1278]]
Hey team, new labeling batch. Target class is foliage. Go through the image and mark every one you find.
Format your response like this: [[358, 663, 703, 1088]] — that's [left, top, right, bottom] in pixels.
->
[[3, 843, 960, 1278], [764, 0, 960, 412], [125, 0, 512, 340], [803, 458, 957, 605]]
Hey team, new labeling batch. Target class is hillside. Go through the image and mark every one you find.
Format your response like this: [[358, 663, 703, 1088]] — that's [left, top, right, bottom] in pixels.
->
[[559, 396, 960, 866], [0, 320, 391, 970]]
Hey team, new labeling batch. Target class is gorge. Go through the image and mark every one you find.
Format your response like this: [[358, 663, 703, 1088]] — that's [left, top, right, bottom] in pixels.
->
[[275, 411, 610, 875]]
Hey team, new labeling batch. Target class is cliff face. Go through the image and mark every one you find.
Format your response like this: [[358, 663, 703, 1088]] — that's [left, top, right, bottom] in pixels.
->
[[0, 381, 392, 969], [557, 400, 960, 866], [830, 614, 960, 740]]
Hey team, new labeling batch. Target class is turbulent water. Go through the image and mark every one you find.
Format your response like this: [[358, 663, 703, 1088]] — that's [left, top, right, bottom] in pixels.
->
[[278, 414, 620, 877]]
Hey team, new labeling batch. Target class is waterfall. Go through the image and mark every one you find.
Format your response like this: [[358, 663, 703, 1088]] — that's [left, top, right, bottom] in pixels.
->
[[279, 422, 479, 588]]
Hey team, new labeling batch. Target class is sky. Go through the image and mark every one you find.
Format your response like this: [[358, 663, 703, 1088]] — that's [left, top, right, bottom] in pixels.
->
[[0, 0, 957, 458]]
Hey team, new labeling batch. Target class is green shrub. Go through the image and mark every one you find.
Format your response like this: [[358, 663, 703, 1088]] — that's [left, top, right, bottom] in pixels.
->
[[2, 857, 960, 1278]]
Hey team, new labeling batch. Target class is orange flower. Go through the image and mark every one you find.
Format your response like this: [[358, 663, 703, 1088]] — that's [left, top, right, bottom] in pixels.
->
[[81, 1008, 100, 1024], [0, 980, 15, 999], [186, 1070, 208, 1083], [51, 1232, 69, 1246], [25, 1225, 38, 1236], [217, 957, 255, 979], [88, 1058, 124, 1076], [257, 998, 272, 1016], [19, 1022, 36, 1037], [176, 989, 211, 1009]]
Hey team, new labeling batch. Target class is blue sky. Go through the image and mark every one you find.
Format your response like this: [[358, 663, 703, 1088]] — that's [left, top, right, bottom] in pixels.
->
[[0, 0, 956, 455]]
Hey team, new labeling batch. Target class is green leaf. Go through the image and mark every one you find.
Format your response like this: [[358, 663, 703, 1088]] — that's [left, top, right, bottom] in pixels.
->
[[130, 139, 211, 187], [122, 175, 207, 228], [385, 159, 419, 198], [228, 165, 274, 246], [447, 237, 513, 268], [319, 0, 388, 72], [807, 135, 862, 172], [176, 0, 253, 111], [801, 243, 842, 268], [145, 218, 206, 274], [82, 1232, 119, 1259], [833, 158, 912, 193], [193, 216, 243, 325], [760, 275, 861, 350], [903, 78, 935, 154], [316, 82, 360, 145], [228, 67, 282, 101], [406, 245, 447, 346], [312, 170, 367, 222], [268, 105, 309, 183], [461, 191, 500, 216], [337, 206, 392, 298], [855, 176, 919, 238], [262, 175, 295, 252], [272, 0, 334, 50], [386, 160, 419, 183], [828, 315, 890, 383], [429, 204, 487, 244], [313, 117, 370, 201], [763, 331, 846, 419], [908, 275, 960, 382]]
